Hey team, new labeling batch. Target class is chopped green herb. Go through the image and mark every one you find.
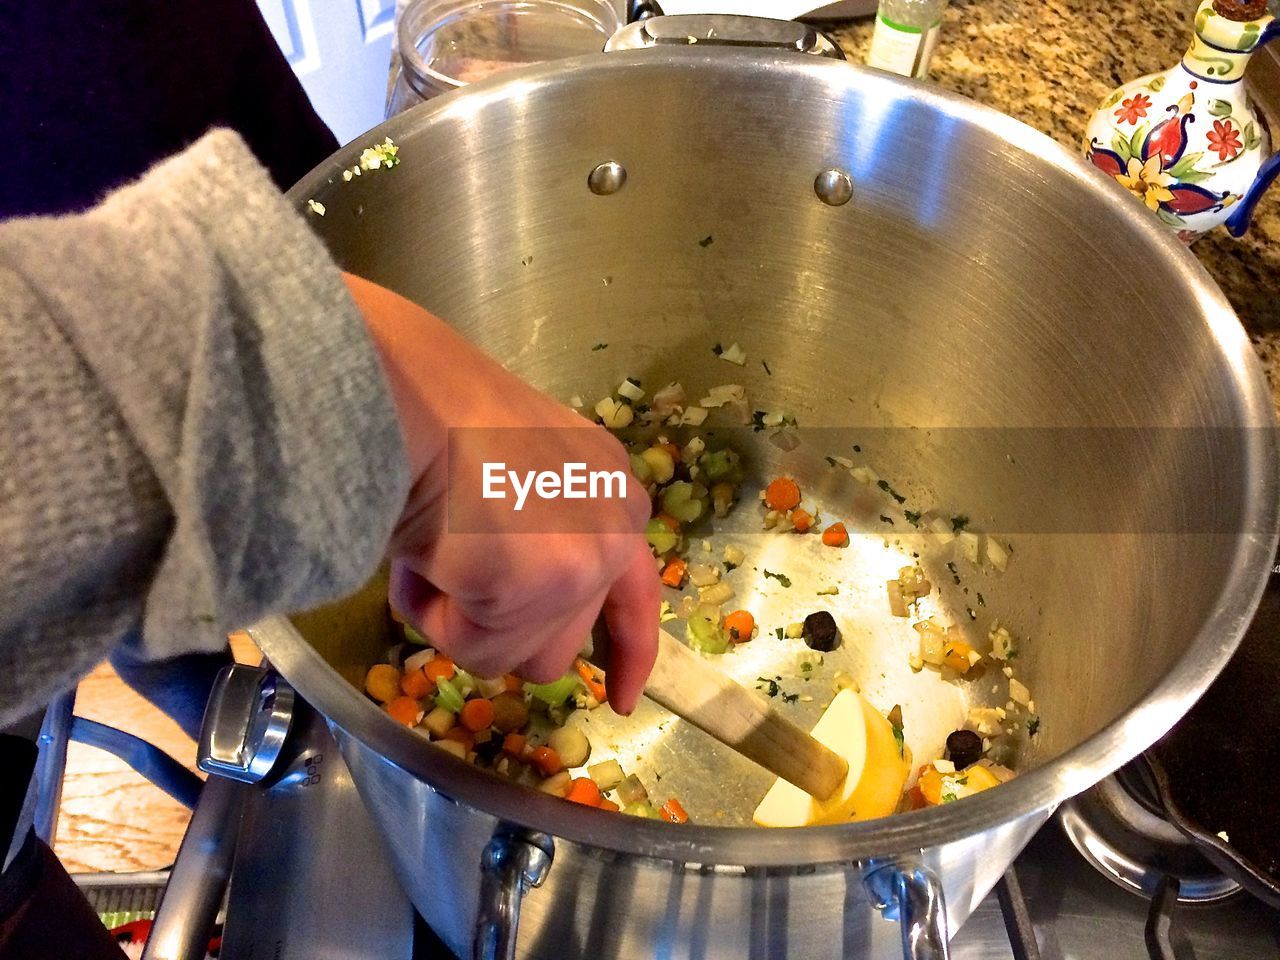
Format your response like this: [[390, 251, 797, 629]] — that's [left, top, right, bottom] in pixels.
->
[[904, 509, 923, 526], [698, 235, 714, 248], [942, 792, 958, 804], [879, 514, 894, 525], [966, 607, 977, 620], [756, 677, 780, 697], [762, 360, 772, 376], [591, 342, 608, 351], [711, 343, 724, 356], [954, 776, 969, 786], [763, 569, 792, 588], [951, 515, 970, 533], [781, 692, 800, 705], [624, 376, 641, 388], [888, 704, 905, 759], [724, 561, 738, 572], [800, 661, 813, 673], [824, 456, 839, 467], [1027, 715, 1041, 737], [520, 255, 533, 266], [876, 479, 907, 504], [751, 410, 767, 432], [977, 592, 986, 606], [774, 627, 785, 640], [946, 561, 960, 584], [852, 444, 861, 453]]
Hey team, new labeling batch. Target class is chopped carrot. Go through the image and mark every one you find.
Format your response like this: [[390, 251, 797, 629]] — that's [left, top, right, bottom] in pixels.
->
[[424, 656, 456, 683], [791, 508, 814, 533], [658, 441, 681, 462], [460, 697, 496, 732], [941, 640, 977, 674], [530, 746, 564, 777], [364, 664, 403, 703], [918, 765, 944, 806], [723, 610, 755, 643], [502, 733, 527, 756], [565, 777, 603, 807], [659, 797, 689, 824], [598, 798, 620, 813], [385, 696, 422, 727], [442, 726, 475, 750], [660, 557, 688, 588], [575, 660, 608, 703], [822, 522, 849, 548], [400, 667, 435, 699], [502, 674, 524, 693], [655, 512, 681, 532], [764, 477, 801, 511]]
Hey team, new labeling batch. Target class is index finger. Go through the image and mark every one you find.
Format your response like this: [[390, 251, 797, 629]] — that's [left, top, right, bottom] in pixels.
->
[[598, 539, 661, 715]]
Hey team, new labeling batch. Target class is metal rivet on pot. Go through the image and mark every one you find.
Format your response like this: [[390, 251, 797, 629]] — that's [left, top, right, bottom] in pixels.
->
[[588, 161, 627, 196], [814, 169, 853, 206]]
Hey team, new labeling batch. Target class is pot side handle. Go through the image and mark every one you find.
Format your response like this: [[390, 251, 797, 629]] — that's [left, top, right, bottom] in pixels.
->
[[864, 862, 952, 960], [604, 13, 847, 60], [472, 829, 555, 960]]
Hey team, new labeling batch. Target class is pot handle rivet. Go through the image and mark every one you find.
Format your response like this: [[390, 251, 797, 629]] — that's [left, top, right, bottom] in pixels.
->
[[588, 161, 628, 196], [815, 169, 853, 206]]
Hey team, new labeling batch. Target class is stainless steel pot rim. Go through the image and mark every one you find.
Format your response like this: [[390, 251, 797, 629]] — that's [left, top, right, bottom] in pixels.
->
[[274, 48, 1280, 868]]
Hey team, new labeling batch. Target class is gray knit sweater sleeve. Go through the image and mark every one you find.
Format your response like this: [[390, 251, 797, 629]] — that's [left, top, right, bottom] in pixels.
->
[[0, 130, 411, 726]]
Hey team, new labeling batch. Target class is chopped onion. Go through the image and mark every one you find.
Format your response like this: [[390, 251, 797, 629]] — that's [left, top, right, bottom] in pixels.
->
[[988, 624, 1015, 660], [568, 395, 584, 408], [404, 647, 436, 674], [719, 342, 747, 365], [651, 382, 685, 416], [687, 563, 721, 588], [676, 595, 699, 620], [829, 455, 853, 468], [886, 580, 909, 618], [928, 514, 956, 544], [1008, 677, 1031, 706], [957, 530, 982, 564], [850, 466, 878, 485], [785, 622, 804, 639], [617, 378, 645, 401], [698, 581, 735, 605], [723, 544, 746, 566], [683, 436, 706, 461], [679, 406, 709, 426], [768, 427, 801, 452], [986, 538, 1009, 572], [699, 384, 745, 407], [932, 758, 956, 773]]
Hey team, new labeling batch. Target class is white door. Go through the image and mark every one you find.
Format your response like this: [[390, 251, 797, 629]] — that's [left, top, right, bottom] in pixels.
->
[[257, 0, 396, 145]]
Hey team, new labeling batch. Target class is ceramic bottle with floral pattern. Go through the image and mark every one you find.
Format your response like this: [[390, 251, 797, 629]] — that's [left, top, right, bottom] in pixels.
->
[[1083, 0, 1279, 242]]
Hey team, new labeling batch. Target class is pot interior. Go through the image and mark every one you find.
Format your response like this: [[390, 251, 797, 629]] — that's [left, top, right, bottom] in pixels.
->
[[278, 50, 1276, 834]]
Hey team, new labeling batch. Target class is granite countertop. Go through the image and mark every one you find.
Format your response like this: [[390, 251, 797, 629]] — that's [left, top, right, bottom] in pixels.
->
[[828, 0, 1280, 409]]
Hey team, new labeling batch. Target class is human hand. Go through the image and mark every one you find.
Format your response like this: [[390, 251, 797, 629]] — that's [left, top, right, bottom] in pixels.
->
[[346, 274, 659, 714]]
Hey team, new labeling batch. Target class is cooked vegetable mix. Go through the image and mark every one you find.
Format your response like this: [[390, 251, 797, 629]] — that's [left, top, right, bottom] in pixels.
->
[[356, 357, 1038, 825]]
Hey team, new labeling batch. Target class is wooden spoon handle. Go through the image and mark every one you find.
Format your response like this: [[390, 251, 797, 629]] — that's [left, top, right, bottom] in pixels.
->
[[634, 629, 849, 800]]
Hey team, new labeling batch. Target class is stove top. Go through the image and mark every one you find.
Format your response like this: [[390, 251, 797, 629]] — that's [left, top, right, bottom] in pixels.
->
[[210, 701, 1279, 960]]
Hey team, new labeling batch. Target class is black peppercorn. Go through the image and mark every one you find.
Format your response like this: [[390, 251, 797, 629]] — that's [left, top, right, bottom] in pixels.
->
[[945, 729, 983, 770], [802, 611, 841, 651]]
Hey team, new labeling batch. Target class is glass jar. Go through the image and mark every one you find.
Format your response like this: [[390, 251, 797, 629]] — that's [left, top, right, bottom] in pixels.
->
[[388, 0, 621, 116]]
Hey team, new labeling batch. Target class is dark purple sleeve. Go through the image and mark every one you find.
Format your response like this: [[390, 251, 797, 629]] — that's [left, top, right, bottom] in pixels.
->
[[0, 0, 338, 218]]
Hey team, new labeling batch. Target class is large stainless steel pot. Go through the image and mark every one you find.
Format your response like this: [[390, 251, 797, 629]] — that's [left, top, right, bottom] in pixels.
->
[[257, 22, 1278, 960]]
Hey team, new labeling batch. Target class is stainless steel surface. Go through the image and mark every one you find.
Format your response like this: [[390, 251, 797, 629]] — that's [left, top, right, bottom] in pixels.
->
[[814, 167, 854, 205], [141, 776, 244, 960], [197, 664, 295, 784], [605, 13, 845, 58], [586, 160, 627, 196], [474, 830, 555, 960], [220, 700, 414, 960], [1059, 774, 1241, 903], [265, 48, 1278, 958], [32, 687, 74, 844]]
